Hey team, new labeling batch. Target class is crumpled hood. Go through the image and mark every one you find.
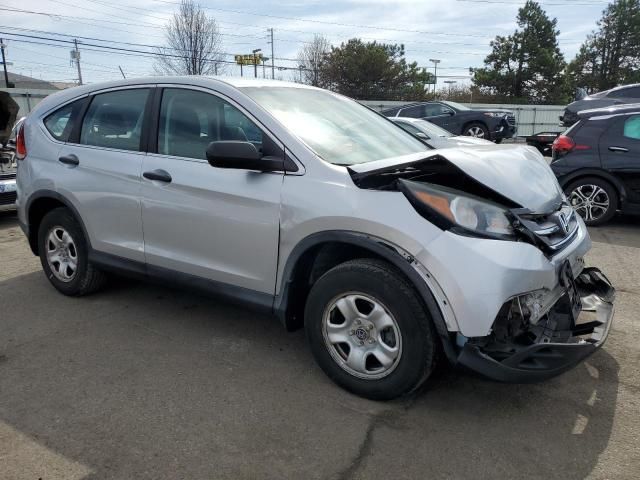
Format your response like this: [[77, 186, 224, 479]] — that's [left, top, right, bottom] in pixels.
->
[[436, 145, 563, 212], [348, 145, 564, 213]]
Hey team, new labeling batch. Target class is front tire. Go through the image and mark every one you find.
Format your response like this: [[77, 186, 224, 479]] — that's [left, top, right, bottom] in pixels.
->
[[463, 122, 490, 139], [305, 258, 437, 400], [38, 207, 107, 296], [565, 177, 618, 226]]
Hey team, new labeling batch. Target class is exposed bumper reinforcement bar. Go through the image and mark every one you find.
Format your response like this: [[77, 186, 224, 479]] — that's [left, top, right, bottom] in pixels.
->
[[457, 267, 615, 383]]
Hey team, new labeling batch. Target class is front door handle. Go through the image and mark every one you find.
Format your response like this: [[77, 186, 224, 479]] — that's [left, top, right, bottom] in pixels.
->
[[143, 169, 172, 183], [609, 146, 629, 153], [58, 154, 79, 165]]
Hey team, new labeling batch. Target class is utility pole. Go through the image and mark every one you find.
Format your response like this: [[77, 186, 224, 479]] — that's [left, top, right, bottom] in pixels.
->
[[429, 58, 440, 95], [252, 49, 261, 78], [72, 39, 83, 85], [0, 39, 9, 88], [267, 28, 275, 79]]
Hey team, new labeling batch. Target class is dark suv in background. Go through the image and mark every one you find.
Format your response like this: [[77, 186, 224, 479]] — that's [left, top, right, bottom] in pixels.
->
[[561, 84, 640, 127], [382, 101, 517, 143], [552, 104, 640, 225]]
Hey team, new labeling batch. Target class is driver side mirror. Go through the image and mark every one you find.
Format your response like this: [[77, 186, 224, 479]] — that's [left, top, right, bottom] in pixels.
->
[[206, 141, 284, 172], [442, 108, 454, 116]]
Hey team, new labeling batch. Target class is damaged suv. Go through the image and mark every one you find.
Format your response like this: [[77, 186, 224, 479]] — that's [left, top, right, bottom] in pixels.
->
[[16, 78, 615, 400]]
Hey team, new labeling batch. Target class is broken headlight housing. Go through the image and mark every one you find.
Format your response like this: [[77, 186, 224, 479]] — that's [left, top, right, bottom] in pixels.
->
[[399, 179, 516, 240]]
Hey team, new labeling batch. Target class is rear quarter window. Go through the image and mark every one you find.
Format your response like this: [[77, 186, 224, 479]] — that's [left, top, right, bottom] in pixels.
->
[[44, 100, 83, 141]]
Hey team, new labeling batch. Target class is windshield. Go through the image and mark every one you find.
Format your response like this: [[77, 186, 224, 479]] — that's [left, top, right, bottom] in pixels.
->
[[442, 101, 471, 111], [240, 86, 428, 165], [410, 119, 454, 138]]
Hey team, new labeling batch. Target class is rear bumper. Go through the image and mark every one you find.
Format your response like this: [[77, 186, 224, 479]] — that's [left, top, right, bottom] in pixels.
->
[[457, 267, 615, 383]]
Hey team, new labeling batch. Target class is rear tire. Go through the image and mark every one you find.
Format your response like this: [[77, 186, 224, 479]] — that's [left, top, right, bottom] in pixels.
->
[[565, 177, 618, 226], [38, 207, 107, 296], [304, 258, 438, 400]]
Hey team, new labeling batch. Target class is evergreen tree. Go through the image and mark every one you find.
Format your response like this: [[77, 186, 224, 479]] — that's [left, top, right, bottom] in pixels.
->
[[472, 1, 568, 104], [318, 39, 433, 100], [567, 0, 640, 93]]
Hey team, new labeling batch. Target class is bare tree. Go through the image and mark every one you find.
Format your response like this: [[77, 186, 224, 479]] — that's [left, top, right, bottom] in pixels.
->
[[296, 34, 330, 86], [154, 0, 225, 75]]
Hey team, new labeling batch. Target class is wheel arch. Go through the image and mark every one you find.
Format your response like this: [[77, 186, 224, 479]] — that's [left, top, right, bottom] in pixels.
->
[[558, 168, 627, 206], [462, 119, 489, 136], [25, 190, 91, 256], [274, 231, 457, 362]]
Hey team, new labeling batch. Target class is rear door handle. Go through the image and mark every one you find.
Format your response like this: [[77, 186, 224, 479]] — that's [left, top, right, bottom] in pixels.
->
[[58, 154, 79, 165], [608, 146, 629, 153], [143, 169, 172, 183]]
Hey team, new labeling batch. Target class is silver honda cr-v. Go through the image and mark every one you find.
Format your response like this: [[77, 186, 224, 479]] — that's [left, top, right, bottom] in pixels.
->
[[15, 77, 615, 400]]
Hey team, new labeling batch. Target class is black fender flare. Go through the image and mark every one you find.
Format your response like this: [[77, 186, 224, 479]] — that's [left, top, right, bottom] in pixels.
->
[[273, 231, 458, 363], [24, 189, 92, 255], [557, 168, 628, 205]]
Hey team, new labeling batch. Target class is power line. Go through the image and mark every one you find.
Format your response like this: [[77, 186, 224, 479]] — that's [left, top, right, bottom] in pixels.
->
[[0, 33, 316, 75], [148, 0, 497, 38], [456, 0, 605, 4]]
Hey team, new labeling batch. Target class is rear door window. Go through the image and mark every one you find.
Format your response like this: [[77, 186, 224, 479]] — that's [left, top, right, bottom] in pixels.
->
[[424, 103, 449, 116], [80, 89, 149, 151], [399, 105, 425, 118]]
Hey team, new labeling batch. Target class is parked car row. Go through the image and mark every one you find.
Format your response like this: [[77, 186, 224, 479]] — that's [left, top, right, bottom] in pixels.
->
[[13, 77, 615, 400]]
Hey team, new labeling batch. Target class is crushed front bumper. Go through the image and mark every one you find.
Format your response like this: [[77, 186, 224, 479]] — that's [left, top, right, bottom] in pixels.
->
[[457, 267, 614, 383]]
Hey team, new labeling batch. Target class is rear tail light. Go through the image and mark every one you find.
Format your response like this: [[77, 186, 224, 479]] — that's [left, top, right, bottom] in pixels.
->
[[552, 135, 590, 154], [15, 123, 27, 160]]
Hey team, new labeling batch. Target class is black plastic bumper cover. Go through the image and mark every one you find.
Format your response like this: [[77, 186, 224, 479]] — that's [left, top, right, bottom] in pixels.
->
[[457, 267, 615, 383]]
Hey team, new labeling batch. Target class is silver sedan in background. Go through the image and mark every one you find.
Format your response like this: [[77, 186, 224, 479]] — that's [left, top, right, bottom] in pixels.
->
[[391, 117, 494, 149]]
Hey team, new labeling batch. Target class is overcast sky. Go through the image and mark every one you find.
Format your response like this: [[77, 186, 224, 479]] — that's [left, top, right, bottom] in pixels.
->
[[0, 0, 610, 88]]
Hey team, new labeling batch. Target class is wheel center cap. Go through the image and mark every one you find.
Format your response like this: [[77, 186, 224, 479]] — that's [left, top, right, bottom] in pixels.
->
[[354, 327, 369, 341]]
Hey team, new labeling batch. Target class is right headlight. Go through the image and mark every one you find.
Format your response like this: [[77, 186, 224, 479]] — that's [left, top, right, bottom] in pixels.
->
[[399, 179, 516, 240]]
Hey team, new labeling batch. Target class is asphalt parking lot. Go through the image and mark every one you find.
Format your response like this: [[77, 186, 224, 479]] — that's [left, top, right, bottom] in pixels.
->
[[1, 210, 639, 480]]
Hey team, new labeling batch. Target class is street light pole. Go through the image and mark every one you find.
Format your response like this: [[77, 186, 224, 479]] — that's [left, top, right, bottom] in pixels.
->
[[429, 58, 440, 94]]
